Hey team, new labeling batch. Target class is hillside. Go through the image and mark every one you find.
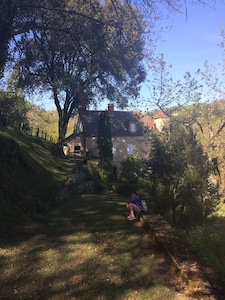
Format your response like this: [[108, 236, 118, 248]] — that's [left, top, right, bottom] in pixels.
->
[[0, 128, 75, 224], [26, 104, 78, 142]]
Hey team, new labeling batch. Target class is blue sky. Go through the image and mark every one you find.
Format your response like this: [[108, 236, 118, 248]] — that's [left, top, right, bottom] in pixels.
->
[[137, 1, 225, 111], [155, 2, 224, 77]]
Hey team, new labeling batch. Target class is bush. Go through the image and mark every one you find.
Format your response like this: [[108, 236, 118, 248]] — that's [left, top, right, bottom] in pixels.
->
[[118, 153, 143, 184], [144, 123, 219, 228]]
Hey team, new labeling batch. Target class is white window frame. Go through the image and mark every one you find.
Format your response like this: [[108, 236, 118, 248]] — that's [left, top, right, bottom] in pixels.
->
[[112, 144, 117, 156], [127, 144, 133, 156], [130, 123, 136, 133]]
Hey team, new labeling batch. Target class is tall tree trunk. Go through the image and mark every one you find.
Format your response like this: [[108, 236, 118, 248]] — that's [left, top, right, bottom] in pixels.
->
[[53, 88, 73, 153]]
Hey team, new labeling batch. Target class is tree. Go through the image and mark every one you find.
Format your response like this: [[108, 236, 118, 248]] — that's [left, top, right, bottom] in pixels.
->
[[0, 90, 28, 130], [119, 153, 143, 184], [1, 1, 220, 71], [97, 111, 113, 162], [96, 110, 113, 183], [148, 55, 203, 116], [0, 65, 29, 129], [0, 0, 40, 73], [13, 0, 146, 148], [146, 121, 219, 227]]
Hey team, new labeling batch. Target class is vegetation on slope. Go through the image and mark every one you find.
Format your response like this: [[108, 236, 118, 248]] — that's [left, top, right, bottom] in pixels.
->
[[26, 104, 77, 142], [0, 128, 75, 224]]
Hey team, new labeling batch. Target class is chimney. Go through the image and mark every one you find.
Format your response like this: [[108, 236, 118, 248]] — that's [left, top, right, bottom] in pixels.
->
[[108, 104, 114, 116]]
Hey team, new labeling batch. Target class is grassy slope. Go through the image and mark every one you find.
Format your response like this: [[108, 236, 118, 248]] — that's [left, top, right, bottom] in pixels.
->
[[0, 128, 75, 222]]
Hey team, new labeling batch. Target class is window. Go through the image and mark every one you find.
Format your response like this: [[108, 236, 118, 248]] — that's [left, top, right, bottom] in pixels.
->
[[127, 144, 133, 156], [130, 123, 136, 133], [112, 144, 117, 156]]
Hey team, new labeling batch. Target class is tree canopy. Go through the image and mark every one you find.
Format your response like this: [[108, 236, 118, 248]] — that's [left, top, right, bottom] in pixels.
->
[[9, 0, 146, 145]]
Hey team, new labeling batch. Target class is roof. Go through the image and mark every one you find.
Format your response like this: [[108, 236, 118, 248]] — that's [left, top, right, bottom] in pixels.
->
[[78, 110, 152, 137], [153, 110, 168, 119]]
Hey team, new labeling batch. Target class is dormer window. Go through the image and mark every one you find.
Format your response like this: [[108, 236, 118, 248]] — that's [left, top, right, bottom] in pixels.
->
[[130, 122, 136, 133]]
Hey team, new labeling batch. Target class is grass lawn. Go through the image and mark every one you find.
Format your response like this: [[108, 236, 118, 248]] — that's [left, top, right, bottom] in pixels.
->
[[0, 194, 190, 300]]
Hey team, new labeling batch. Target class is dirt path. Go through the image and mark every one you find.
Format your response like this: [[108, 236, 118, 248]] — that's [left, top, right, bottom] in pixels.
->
[[0, 194, 215, 299]]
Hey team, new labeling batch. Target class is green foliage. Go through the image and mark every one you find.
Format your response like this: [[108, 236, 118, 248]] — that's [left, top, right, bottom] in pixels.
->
[[26, 104, 77, 142], [97, 159, 114, 187], [96, 111, 113, 185], [0, 128, 75, 221], [117, 153, 151, 197], [145, 121, 219, 227], [179, 224, 225, 282], [0, 0, 15, 73], [119, 153, 143, 184], [0, 90, 29, 130], [84, 161, 104, 192], [97, 111, 113, 162], [12, 0, 146, 143], [138, 179, 170, 215]]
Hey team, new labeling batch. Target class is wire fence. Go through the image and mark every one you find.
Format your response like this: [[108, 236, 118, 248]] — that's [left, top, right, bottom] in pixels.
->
[[25, 126, 56, 142]]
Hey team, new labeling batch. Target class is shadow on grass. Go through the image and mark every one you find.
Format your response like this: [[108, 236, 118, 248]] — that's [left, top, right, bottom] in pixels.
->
[[0, 194, 182, 300]]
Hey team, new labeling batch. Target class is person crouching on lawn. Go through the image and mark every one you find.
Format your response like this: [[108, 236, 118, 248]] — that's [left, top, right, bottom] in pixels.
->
[[126, 191, 143, 221]]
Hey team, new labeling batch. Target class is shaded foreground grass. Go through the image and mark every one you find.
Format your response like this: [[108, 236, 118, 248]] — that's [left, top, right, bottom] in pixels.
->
[[0, 194, 189, 300]]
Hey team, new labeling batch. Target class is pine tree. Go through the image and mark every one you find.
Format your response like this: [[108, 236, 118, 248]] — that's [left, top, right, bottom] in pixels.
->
[[97, 111, 112, 162]]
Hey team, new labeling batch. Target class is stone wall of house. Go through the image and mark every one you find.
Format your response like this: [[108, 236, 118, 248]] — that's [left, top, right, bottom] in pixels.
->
[[112, 136, 152, 166], [63, 137, 83, 157]]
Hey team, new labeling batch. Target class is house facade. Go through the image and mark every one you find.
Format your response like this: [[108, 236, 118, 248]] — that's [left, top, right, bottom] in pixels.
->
[[63, 105, 165, 166], [153, 110, 168, 131]]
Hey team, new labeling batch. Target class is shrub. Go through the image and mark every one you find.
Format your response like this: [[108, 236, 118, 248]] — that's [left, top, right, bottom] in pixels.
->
[[118, 153, 143, 184], [144, 122, 219, 227]]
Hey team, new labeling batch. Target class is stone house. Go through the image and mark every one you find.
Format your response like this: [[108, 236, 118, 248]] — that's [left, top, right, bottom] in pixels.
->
[[63, 105, 163, 167]]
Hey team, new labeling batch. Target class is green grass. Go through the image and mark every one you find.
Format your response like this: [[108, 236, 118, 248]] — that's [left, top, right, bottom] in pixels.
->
[[0, 128, 75, 221], [178, 212, 225, 284], [0, 194, 188, 300], [215, 202, 225, 217]]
